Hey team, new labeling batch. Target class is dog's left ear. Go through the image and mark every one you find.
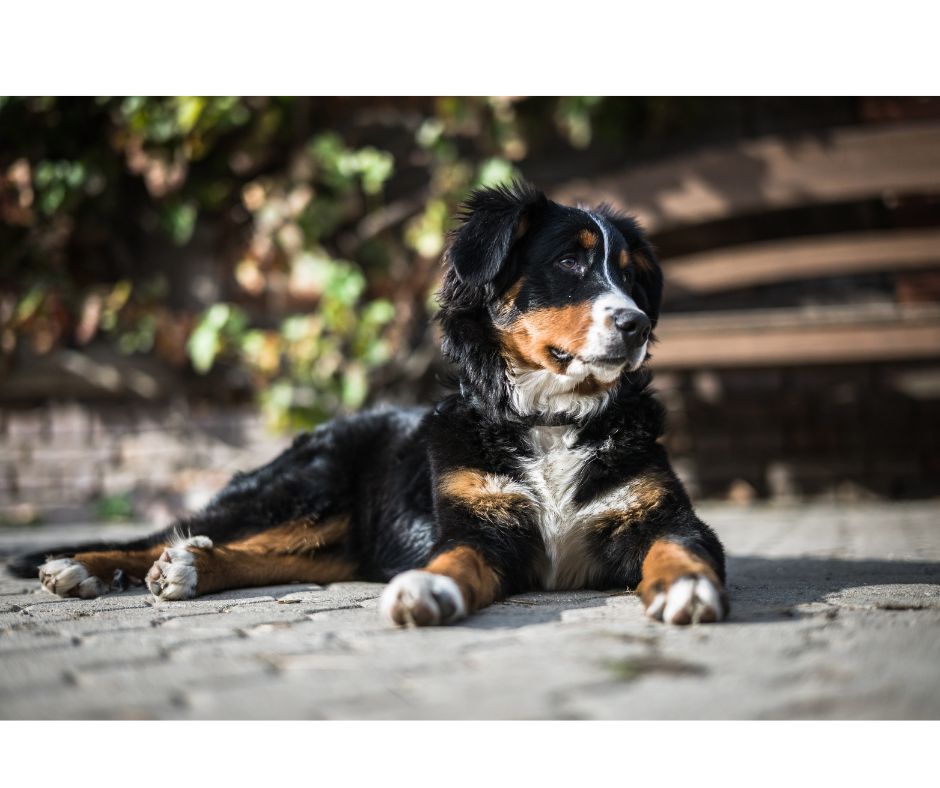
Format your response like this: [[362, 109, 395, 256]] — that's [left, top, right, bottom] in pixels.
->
[[605, 213, 663, 327], [447, 181, 546, 286]]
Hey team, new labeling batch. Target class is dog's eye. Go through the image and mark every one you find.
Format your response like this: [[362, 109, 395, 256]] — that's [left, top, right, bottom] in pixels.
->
[[555, 257, 585, 276]]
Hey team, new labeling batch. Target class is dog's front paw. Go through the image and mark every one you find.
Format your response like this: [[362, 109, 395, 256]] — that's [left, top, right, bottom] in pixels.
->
[[380, 570, 467, 627], [146, 536, 212, 601], [644, 574, 727, 625], [38, 557, 109, 599]]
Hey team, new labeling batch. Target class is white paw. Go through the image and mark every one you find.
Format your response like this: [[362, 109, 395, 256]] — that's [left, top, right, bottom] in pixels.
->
[[645, 575, 727, 625], [38, 558, 109, 599], [146, 536, 212, 601], [380, 570, 467, 627]]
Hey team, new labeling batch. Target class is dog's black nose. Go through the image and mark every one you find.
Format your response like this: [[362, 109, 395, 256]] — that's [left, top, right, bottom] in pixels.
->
[[612, 309, 651, 346]]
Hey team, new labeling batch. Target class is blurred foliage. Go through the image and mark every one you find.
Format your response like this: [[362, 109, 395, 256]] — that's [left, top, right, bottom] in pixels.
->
[[94, 491, 135, 522], [0, 96, 846, 428]]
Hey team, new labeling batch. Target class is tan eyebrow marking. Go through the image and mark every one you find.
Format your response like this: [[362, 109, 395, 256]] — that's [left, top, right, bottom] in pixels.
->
[[633, 248, 656, 274], [619, 249, 629, 269], [578, 229, 598, 249]]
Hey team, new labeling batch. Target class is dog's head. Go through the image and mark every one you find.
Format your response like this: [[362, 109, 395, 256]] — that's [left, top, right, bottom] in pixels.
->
[[438, 181, 663, 421]]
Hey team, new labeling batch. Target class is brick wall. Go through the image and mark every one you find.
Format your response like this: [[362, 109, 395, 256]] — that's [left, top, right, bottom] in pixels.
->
[[659, 360, 940, 502], [0, 403, 289, 525]]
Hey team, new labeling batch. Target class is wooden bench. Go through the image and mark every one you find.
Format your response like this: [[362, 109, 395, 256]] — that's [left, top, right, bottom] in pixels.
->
[[663, 228, 940, 296], [553, 122, 940, 233], [654, 303, 940, 369]]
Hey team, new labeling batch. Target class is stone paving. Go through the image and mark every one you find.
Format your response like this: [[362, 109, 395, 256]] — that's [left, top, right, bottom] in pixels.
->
[[1, 502, 938, 719]]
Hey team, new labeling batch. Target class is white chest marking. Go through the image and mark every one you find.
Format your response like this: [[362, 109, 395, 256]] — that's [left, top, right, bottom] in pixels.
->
[[520, 426, 599, 590]]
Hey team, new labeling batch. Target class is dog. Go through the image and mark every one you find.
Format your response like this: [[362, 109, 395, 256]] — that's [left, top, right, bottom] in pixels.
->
[[9, 182, 728, 626]]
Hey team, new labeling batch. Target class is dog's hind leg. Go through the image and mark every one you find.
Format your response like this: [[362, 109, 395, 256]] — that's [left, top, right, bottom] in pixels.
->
[[38, 543, 169, 598], [145, 516, 357, 601], [21, 419, 373, 600]]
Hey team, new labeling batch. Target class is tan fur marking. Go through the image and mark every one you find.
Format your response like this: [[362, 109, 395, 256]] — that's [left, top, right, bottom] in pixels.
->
[[425, 545, 501, 612], [578, 228, 598, 249], [637, 540, 720, 608], [188, 516, 354, 594], [633, 248, 655, 275], [226, 517, 348, 554], [497, 277, 525, 318], [619, 249, 629, 269], [500, 304, 595, 370], [588, 472, 670, 535], [191, 550, 357, 595], [626, 474, 668, 520], [439, 468, 530, 524]]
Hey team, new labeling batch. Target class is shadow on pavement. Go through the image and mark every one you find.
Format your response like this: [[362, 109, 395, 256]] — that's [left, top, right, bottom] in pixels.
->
[[726, 555, 940, 622], [461, 555, 940, 629]]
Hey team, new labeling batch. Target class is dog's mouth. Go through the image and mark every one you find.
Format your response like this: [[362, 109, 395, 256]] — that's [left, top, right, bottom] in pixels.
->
[[547, 346, 646, 375], [550, 346, 628, 368], [552, 347, 631, 369], [582, 353, 630, 367]]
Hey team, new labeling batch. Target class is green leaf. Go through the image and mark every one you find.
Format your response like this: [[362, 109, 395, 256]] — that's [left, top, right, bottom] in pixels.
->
[[176, 96, 206, 134], [477, 157, 515, 188], [15, 286, 45, 322], [187, 323, 219, 373], [162, 200, 198, 245], [341, 364, 368, 409], [204, 303, 232, 330], [361, 299, 395, 326]]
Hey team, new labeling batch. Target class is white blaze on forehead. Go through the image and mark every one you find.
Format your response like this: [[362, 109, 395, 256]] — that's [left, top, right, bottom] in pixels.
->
[[587, 210, 622, 294]]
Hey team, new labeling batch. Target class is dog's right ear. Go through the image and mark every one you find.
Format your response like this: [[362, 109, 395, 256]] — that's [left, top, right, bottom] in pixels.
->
[[447, 181, 545, 286]]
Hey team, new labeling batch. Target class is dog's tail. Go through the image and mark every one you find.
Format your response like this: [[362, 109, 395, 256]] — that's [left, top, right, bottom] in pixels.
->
[[6, 533, 166, 578]]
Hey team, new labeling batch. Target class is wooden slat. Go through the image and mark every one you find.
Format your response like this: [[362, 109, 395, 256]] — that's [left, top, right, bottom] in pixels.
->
[[664, 228, 940, 295], [654, 304, 940, 368], [553, 122, 940, 232]]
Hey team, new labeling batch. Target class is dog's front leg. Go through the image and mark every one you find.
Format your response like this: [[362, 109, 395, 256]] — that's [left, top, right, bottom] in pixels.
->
[[587, 475, 729, 624], [381, 465, 541, 626], [380, 545, 501, 626]]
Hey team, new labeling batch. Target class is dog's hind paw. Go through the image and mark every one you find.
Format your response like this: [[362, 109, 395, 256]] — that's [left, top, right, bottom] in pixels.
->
[[380, 570, 467, 627], [39, 558, 108, 599], [146, 536, 211, 601]]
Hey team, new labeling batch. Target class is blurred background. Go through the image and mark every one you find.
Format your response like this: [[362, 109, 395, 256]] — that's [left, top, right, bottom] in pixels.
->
[[1, 96, 938, 528]]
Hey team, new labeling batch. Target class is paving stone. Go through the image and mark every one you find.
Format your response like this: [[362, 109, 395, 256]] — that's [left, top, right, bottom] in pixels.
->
[[1, 502, 938, 718]]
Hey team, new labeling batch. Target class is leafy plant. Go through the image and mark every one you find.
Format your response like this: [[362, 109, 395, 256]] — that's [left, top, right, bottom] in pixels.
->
[[1, 96, 678, 431]]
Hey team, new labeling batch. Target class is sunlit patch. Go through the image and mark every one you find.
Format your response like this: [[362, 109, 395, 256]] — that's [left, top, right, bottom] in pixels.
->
[[578, 228, 598, 249]]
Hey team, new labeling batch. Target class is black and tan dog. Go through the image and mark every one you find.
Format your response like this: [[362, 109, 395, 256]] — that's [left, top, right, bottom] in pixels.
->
[[10, 182, 728, 626]]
